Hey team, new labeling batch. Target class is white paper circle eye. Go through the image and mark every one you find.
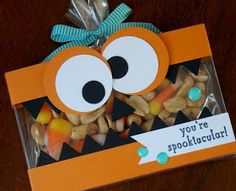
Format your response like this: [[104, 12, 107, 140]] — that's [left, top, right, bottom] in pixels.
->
[[55, 55, 113, 112], [102, 36, 159, 94]]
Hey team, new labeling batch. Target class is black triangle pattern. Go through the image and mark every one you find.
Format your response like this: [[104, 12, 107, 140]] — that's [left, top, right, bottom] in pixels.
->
[[151, 116, 168, 131], [81, 135, 103, 155], [59, 143, 81, 161], [174, 111, 190, 125], [37, 151, 57, 167], [112, 97, 135, 122], [22, 97, 46, 119], [199, 107, 213, 119], [22, 96, 60, 119], [36, 107, 213, 167], [166, 59, 201, 83], [128, 122, 145, 136], [45, 97, 61, 114], [103, 128, 125, 149], [124, 122, 146, 144]]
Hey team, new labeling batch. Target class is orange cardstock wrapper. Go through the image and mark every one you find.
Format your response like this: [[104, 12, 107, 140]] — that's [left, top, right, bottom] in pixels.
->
[[4, 23, 236, 191]]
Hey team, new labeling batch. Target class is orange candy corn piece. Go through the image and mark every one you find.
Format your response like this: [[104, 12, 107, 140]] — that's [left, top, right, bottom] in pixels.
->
[[36, 103, 52, 125], [47, 118, 73, 160], [149, 82, 181, 116], [71, 141, 84, 153]]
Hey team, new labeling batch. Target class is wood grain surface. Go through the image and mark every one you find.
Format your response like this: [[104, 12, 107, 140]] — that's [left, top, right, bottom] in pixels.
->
[[0, 0, 236, 190]]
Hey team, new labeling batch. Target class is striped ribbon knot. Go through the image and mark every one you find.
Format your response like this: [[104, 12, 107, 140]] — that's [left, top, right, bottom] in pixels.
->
[[44, 3, 160, 61], [90, 29, 102, 38]]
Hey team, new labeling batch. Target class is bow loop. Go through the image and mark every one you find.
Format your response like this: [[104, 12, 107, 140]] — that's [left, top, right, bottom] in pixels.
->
[[44, 3, 160, 62]]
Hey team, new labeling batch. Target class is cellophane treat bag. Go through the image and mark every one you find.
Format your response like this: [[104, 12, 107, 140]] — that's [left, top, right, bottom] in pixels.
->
[[4, 1, 236, 191]]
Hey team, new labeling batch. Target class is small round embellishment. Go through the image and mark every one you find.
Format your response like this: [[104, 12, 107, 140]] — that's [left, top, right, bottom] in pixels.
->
[[188, 87, 202, 101], [137, 146, 148, 158], [156, 152, 169, 164]]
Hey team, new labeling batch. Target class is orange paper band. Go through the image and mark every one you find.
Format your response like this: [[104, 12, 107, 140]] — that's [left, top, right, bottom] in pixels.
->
[[5, 24, 212, 105], [5, 64, 45, 105], [28, 142, 236, 191]]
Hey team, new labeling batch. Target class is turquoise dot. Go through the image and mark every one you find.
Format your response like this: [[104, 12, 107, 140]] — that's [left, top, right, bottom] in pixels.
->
[[188, 87, 202, 101], [156, 152, 169, 164], [137, 147, 148, 158]]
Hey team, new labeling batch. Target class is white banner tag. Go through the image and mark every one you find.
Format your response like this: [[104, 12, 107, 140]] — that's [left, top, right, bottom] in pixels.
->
[[132, 113, 235, 164]]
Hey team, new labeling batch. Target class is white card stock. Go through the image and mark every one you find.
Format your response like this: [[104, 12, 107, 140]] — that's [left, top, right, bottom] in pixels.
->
[[132, 113, 235, 164]]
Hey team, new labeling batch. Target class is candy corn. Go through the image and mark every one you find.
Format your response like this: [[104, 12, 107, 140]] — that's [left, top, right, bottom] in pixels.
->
[[115, 117, 125, 132], [36, 103, 52, 125], [47, 118, 73, 160], [149, 82, 181, 116], [157, 78, 170, 92], [71, 141, 84, 153], [120, 128, 129, 139]]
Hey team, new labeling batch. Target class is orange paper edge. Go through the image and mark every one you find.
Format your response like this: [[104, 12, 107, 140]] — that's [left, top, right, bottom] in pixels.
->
[[28, 142, 236, 191]]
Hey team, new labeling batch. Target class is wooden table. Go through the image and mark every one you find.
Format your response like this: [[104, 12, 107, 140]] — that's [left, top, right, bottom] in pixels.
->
[[0, 0, 235, 190]]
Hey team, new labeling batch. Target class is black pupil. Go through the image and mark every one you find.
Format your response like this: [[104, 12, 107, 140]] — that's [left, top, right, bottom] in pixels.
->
[[82, 81, 105, 104], [107, 56, 128, 79]]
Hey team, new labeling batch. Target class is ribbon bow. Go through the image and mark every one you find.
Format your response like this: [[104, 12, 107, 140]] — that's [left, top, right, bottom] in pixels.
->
[[44, 3, 160, 61]]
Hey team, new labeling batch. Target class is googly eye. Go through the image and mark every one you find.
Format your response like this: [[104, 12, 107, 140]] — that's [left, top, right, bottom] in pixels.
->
[[101, 27, 169, 95], [44, 47, 113, 114]]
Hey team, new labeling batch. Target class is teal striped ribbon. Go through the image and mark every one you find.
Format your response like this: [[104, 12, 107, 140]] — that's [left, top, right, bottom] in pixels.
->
[[44, 3, 160, 62]]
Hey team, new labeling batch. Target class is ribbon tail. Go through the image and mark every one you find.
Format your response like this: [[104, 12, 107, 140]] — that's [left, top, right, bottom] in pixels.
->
[[101, 3, 132, 26], [51, 24, 92, 43], [102, 22, 161, 37]]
